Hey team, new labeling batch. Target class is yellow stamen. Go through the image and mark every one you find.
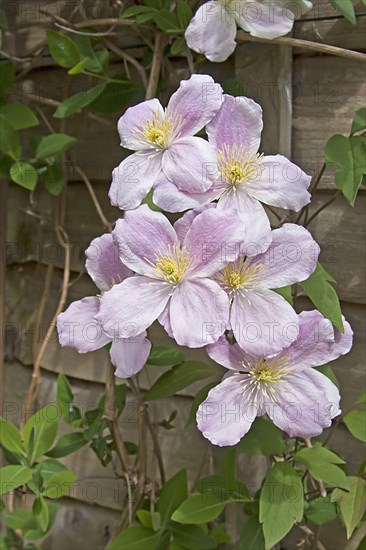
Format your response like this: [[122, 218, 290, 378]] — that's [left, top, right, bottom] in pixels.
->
[[218, 144, 264, 189], [239, 356, 289, 404], [133, 110, 183, 149], [216, 258, 265, 293], [147, 244, 192, 284]]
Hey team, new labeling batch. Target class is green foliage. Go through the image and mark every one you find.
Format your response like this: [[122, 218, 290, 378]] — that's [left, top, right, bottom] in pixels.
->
[[236, 417, 286, 455], [0, 466, 33, 495], [186, 381, 218, 427], [299, 262, 344, 332], [329, 0, 356, 24], [304, 497, 337, 525], [157, 469, 188, 526], [43, 164, 64, 195], [57, 373, 83, 426], [343, 409, 366, 441], [195, 475, 249, 503], [35, 133, 77, 159], [23, 405, 58, 463], [240, 516, 265, 550], [43, 471, 77, 499], [147, 345, 185, 366], [295, 446, 349, 490], [0, 417, 26, 455], [53, 83, 106, 118], [0, 118, 20, 159], [0, 104, 39, 130], [46, 432, 87, 458], [172, 494, 225, 524], [169, 523, 217, 549], [352, 108, 366, 134], [89, 80, 143, 113], [272, 285, 293, 305], [332, 477, 366, 538], [10, 162, 37, 190], [259, 463, 303, 549], [46, 30, 80, 68], [108, 525, 161, 550], [144, 361, 215, 400]]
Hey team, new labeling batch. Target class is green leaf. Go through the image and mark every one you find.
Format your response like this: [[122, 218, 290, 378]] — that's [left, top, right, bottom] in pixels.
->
[[10, 161, 37, 190], [314, 365, 339, 388], [343, 409, 366, 442], [147, 346, 185, 366], [153, 10, 181, 32], [305, 497, 337, 525], [46, 432, 87, 458], [223, 78, 245, 97], [0, 465, 33, 495], [43, 164, 64, 196], [90, 80, 143, 114], [36, 133, 77, 159], [108, 525, 161, 550], [6, 508, 38, 531], [73, 34, 107, 74], [0, 104, 38, 130], [136, 509, 153, 529], [299, 262, 343, 331], [31, 459, 67, 486], [144, 361, 214, 400], [53, 83, 106, 118], [43, 470, 77, 499], [259, 463, 303, 549], [210, 523, 230, 544], [357, 392, 366, 404], [332, 477, 366, 538], [171, 37, 186, 55], [0, 417, 25, 455], [236, 417, 286, 456], [240, 516, 265, 550], [0, 118, 20, 159], [157, 469, 188, 526], [46, 30, 80, 68], [186, 381, 218, 427], [56, 373, 82, 426], [295, 446, 348, 490], [67, 57, 90, 75], [352, 108, 366, 134], [0, 8, 8, 30], [121, 5, 158, 17], [32, 497, 49, 532], [329, 0, 356, 24], [272, 285, 293, 305], [170, 523, 217, 549], [172, 494, 225, 524], [195, 475, 249, 503], [295, 446, 345, 465], [23, 405, 58, 462], [177, 0, 193, 28]]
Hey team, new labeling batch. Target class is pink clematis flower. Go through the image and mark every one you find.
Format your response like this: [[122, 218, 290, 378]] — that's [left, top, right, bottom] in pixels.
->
[[109, 74, 223, 210], [154, 94, 312, 246], [95, 205, 246, 348], [185, 0, 312, 62], [197, 310, 353, 446], [214, 223, 320, 355], [57, 233, 151, 378]]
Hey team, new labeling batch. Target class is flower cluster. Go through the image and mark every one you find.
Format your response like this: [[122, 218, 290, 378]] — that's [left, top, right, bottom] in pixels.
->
[[57, 74, 352, 446]]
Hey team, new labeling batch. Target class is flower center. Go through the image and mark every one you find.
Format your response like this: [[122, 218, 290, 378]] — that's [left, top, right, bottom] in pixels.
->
[[149, 244, 193, 284], [238, 356, 289, 404], [134, 110, 184, 150], [216, 258, 265, 294], [218, 144, 263, 189]]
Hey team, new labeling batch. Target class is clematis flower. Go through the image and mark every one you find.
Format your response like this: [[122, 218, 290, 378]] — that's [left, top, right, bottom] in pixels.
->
[[95, 205, 246, 348], [154, 94, 311, 246], [185, 0, 313, 62], [57, 233, 151, 378], [214, 223, 319, 355], [109, 74, 223, 210], [197, 310, 353, 446]]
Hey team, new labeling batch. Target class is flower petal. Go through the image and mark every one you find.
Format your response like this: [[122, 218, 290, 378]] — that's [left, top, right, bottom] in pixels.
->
[[301, 368, 340, 420], [110, 332, 151, 378], [185, 2, 237, 63], [248, 155, 311, 211], [167, 74, 223, 137], [57, 297, 110, 353], [169, 279, 229, 347], [117, 98, 164, 151], [184, 207, 244, 277], [197, 375, 257, 446], [231, 288, 299, 356], [206, 335, 246, 371], [109, 152, 162, 211], [248, 223, 320, 288], [173, 203, 217, 243], [96, 276, 171, 338], [286, 311, 353, 371], [236, 1, 294, 39], [162, 136, 218, 193], [85, 233, 132, 292], [206, 94, 263, 153], [153, 172, 218, 213], [158, 303, 174, 339], [217, 189, 272, 256], [113, 205, 178, 276]]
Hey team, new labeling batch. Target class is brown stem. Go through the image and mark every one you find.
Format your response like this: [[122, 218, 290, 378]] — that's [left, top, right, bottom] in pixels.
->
[[145, 33, 166, 100], [305, 190, 341, 227], [145, 412, 166, 485], [102, 38, 148, 89], [236, 32, 366, 63], [74, 166, 112, 232]]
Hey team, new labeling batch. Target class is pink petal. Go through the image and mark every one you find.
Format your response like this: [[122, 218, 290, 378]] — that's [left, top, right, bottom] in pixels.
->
[[173, 203, 216, 243], [109, 151, 162, 210], [236, 1, 294, 39], [169, 279, 229, 347], [110, 332, 151, 378], [206, 335, 246, 371], [85, 233, 132, 292], [118, 98, 164, 151], [207, 94, 262, 153], [153, 172, 218, 213], [167, 74, 223, 137]]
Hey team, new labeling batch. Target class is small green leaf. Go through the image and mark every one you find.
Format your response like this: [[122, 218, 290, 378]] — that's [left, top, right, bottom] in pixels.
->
[[153, 10, 181, 32], [272, 285, 293, 305], [0, 417, 25, 455], [56, 373, 82, 425], [295, 446, 348, 490], [23, 405, 58, 462], [0, 118, 20, 159], [6, 508, 38, 531], [147, 345, 185, 366], [46, 432, 87, 458], [32, 496, 49, 532], [299, 262, 343, 332], [195, 474, 249, 503], [332, 477, 366, 538], [295, 446, 345, 465], [259, 463, 303, 549], [36, 133, 77, 159], [186, 381, 218, 427], [46, 30, 80, 68], [43, 470, 77, 499], [136, 509, 153, 529], [236, 417, 286, 456], [121, 5, 158, 18], [305, 497, 337, 525], [171, 37, 186, 55], [352, 108, 366, 134], [144, 361, 215, 400], [240, 516, 265, 550], [170, 523, 217, 549], [343, 409, 366, 442], [108, 525, 161, 550], [172, 494, 225, 524], [356, 392, 366, 404], [0, 104, 39, 130], [177, 0, 193, 28], [314, 365, 339, 388], [43, 164, 64, 195], [329, 0, 356, 24], [10, 161, 37, 190], [0, 465, 33, 495], [53, 83, 106, 118], [90, 80, 143, 114], [157, 469, 188, 526], [31, 459, 67, 486], [67, 57, 90, 75]]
